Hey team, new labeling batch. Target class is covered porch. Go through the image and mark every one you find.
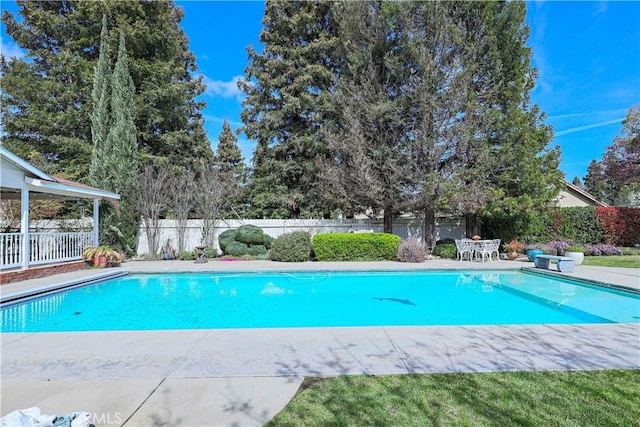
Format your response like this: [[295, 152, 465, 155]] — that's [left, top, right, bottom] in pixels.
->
[[1, 146, 120, 272]]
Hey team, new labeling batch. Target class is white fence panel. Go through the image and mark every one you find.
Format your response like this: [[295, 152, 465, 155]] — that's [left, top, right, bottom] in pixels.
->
[[136, 217, 467, 256]]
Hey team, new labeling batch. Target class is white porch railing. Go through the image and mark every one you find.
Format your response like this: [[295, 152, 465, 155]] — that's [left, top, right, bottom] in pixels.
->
[[1, 232, 93, 269], [0, 233, 22, 269]]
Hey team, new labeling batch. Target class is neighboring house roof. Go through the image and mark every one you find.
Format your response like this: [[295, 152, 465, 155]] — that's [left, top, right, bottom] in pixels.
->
[[0, 145, 120, 201], [557, 180, 608, 208]]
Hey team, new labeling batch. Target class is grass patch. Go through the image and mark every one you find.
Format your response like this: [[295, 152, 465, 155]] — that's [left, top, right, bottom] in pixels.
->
[[583, 255, 640, 268], [268, 370, 640, 426]]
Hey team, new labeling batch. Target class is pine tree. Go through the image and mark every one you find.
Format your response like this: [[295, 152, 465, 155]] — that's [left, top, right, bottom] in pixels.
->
[[469, 1, 562, 241], [602, 105, 640, 206], [319, 0, 409, 232], [1, 1, 213, 180], [215, 120, 244, 183], [215, 119, 245, 216], [583, 160, 611, 203], [240, 0, 340, 218]]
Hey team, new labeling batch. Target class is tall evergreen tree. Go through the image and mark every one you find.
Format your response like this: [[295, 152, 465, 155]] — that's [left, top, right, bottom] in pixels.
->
[[89, 14, 112, 187], [240, 0, 340, 218], [215, 120, 244, 183], [99, 31, 140, 253], [108, 31, 139, 194], [602, 105, 640, 206], [215, 119, 245, 217], [583, 159, 610, 203], [400, 1, 561, 244], [319, 0, 409, 232], [1, 0, 213, 180]]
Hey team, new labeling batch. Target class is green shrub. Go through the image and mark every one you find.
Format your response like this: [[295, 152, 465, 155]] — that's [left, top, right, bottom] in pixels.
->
[[256, 252, 270, 260], [218, 229, 237, 251], [565, 246, 585, 253], [621, 246, 640, 256], [236, 224, 266, 245], [204, 247, 218, 258], [247, 244, 268, 256], [225, 241, 249, 256], [397, 237, 427, 263], [263, 234, 274, 249], [312, 233, 401, 261], [432, 243, 456, 259], [178, 250, 197, 260], [270, 231, 311, 262]]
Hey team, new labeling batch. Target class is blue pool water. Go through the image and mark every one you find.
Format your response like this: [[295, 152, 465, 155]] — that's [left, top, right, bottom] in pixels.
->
[[1, 271, 638, 332]]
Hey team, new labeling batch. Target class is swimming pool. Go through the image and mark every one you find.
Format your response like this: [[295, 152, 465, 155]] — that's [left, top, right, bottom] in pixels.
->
[[1, 270, 638, 332]]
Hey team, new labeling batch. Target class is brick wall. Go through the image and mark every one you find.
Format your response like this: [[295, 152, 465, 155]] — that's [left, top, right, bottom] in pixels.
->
[[0, 261, 89, 285]]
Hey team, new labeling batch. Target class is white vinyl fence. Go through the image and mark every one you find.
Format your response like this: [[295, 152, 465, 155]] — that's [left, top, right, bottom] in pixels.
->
[[136, 217, 466, 256]]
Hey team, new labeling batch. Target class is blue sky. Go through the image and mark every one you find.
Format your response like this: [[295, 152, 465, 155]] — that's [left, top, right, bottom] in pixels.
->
[[1, 1, 639, 182]]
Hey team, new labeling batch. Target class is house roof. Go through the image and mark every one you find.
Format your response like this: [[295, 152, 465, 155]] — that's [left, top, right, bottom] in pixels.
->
[[563, 180, 608, 207], [0, 145, 120, 201]]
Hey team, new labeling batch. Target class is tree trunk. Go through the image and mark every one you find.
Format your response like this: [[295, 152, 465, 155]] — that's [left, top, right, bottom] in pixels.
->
[[383, 206, 393, 234], [465, 213, 480, 238], [423, 207, 436, 250]]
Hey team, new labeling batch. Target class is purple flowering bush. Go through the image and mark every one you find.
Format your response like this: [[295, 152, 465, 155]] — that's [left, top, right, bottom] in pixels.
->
[[584, 244, 623, 256], [547, 240, 569, 256]]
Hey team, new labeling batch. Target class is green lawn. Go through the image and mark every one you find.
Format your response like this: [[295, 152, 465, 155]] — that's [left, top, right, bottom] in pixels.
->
[[583, 255, 640, 268], [268, 370, 640, 426]]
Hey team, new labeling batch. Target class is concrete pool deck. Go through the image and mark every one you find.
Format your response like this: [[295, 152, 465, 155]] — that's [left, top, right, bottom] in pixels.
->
[[2, 259, 639, 426]]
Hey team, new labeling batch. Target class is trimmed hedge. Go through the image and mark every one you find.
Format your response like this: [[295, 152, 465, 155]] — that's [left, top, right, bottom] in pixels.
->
[[225, 241, 249, 256], [595, 207, 640, 246], [247, 244, 267, 256], [269, 231, 311, 262], [312, 233, 401, 261], [236, 224, 266, 245], [218, 229, 237, 251], [482, 206, 640, 247], [218, 225, 273, 257]]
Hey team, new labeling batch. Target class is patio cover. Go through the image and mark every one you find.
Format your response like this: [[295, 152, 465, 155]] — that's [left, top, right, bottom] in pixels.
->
[[0, 146, 120, 269]]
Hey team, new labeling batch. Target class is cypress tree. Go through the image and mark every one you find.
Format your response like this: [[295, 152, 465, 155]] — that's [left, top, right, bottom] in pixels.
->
[[107, 31, 139, 194], [101, 31, 139, 252], [89, 14, 111, 188]]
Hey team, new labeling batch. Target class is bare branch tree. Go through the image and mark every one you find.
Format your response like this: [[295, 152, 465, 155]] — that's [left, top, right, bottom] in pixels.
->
[[134, 164, 172, 258], [195, 167, 229, 249], [165, 168, 196, 254]]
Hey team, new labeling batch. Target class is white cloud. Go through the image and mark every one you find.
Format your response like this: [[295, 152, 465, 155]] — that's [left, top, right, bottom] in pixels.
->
[[555, 118, 624, 137], [548, 109, 628, 120], [201, 75, 244, 100], [203, 115, 243, 128], [0, 35, 25, 59]]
